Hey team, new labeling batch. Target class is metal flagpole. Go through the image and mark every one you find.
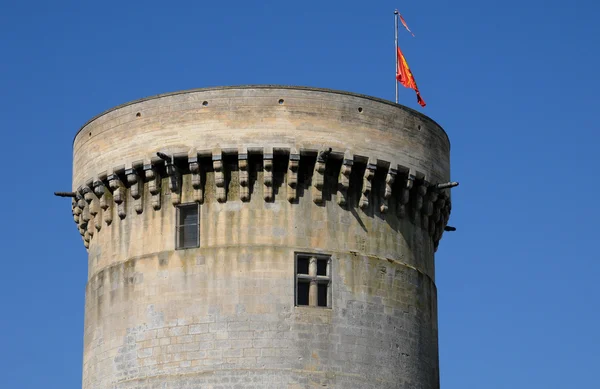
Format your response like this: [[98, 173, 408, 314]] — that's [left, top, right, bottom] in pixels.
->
[[394, 9, 399, 104]]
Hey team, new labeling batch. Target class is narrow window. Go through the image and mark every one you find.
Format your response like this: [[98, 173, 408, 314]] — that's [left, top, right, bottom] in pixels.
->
[[295, 254, 331, 308], [176, 204, 199, 249]]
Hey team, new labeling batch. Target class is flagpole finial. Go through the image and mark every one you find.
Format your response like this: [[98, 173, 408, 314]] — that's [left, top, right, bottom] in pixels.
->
[[394, 9, 399, 14]]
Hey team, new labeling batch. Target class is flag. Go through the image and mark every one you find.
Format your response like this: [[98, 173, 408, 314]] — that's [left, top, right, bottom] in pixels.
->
[[396, 46, 426, 107], [399, 14, 415, 37]]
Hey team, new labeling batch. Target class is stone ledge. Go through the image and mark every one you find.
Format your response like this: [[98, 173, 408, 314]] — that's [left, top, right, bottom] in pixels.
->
[[86, 247, 438, 291]]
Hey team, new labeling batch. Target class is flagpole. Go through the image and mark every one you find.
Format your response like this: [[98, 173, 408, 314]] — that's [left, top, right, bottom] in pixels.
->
[[394, 9, 399, 104]]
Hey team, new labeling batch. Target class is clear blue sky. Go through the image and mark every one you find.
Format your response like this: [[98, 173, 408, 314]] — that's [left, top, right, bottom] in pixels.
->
[[1, 1, 598, 388]]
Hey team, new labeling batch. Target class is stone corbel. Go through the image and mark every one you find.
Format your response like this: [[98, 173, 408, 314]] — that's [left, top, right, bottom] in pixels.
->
[[443, 201, 452, 227], [81, 186, 95, 238], [81, 214, 90, 240], [312, 155, 326, 205], [75, 193, 87, 240], [82, 185, 94, 205], [359, 162, 376, 210], [189, 157, 204, 203], [434, 199, 452, 250], [412, 178, 428, 225], [92, 181, 105, 231], [287, 152, 300, 202], [432, 194, 447, 242], [108, 174, 127, 220], [263, 153, 273, 201], [166, 163, 181, 206], [71, 198, 79, 224], [422, 190, 437, 234], [86, 211, 95, 240], [79, 189, 90, 225], [337, 157, 353, 206], [96, 180, 113, 226], [94, 181, 107, 211], [433, 195, 445, 224], [76, 192, 86, 216], [212, 153, 226, 203], [238, 154, 249, 202], [126, 169, 143, 214], [380, 168, 396, 214], [144, 165, 161, 211], [397, 170, 413, 219], [433, 182, 457, 237], [75, 195, 88, 249], [87, 186, 100, 232], [72, 193, 82, 224]]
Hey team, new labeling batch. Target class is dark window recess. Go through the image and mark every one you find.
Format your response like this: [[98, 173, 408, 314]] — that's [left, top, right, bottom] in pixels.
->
[[297, 257, 309, 275], [176, 204, 199, 249], [295, 254, 331, 308], [317, 283, 328, 307], [297, 281, 309, 306], [317, 260, 327, 276]]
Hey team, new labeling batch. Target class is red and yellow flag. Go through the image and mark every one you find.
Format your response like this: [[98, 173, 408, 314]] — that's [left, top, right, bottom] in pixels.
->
[[396, 46, 426, 107], [399, 14, 415, 37]]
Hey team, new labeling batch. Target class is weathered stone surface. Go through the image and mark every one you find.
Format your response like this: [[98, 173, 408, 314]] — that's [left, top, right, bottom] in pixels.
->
[[73, 86, 450, 188], [70, 86, 453, 389]]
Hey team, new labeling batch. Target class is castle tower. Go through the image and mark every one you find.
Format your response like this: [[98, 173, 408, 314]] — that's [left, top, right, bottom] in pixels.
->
[[65, 86, 453, 389]]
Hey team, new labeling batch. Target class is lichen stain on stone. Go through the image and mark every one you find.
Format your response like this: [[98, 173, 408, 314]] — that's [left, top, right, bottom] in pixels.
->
[[94, 269, 105, 319], [88, 242, 102, 263], [108, 264, 120, 304], [112, 325, 140, 378], [303, 351, 320, 372], [158, 251, 169, 267], [337, 256, 358, 296], [179, 249, 196, 284], [123, 258, 140, 302]]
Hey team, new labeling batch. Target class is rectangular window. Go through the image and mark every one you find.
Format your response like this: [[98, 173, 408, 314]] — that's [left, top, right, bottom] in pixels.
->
[[295, 253, 331, 308], [176, 204, 199, 249]]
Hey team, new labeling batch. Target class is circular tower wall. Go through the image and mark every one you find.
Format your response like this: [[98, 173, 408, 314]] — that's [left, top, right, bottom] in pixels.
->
[[70, 86, 452, 389]]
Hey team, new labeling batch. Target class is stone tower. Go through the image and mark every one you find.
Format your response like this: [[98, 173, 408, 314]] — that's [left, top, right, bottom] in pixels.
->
[[65, 86, 454, 389]]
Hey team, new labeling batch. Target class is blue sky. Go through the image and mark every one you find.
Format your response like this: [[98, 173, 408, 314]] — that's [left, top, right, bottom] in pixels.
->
[[0, 1, 598, 388]]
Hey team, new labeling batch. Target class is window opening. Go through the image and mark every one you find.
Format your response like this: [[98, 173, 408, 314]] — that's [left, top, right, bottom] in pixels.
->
[[295, 254, 331, 308], [176, 204, 199, 249], [317, 260, 327, 276]]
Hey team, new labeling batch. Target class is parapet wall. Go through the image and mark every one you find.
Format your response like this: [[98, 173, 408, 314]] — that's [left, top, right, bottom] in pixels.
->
[[73, 86, 449, 188]]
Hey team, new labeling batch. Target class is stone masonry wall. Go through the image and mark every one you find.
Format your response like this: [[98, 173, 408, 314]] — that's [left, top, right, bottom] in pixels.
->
[[70, 86, 451, 389], [84, 248, 438, 389]]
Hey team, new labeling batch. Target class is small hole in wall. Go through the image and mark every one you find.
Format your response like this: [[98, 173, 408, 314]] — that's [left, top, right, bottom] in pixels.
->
[[89, 132, 92, 137], [278, 99, 284, 105], [136, 112, 141, 117], [418, 125, 421, 131], [358, 107, 363, 113], [202, 101, 208, 106]]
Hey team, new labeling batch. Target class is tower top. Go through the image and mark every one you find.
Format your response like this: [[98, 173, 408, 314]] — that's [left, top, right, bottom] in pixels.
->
[[73, 85, 450, 192], [75, 85, 448, 143]]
